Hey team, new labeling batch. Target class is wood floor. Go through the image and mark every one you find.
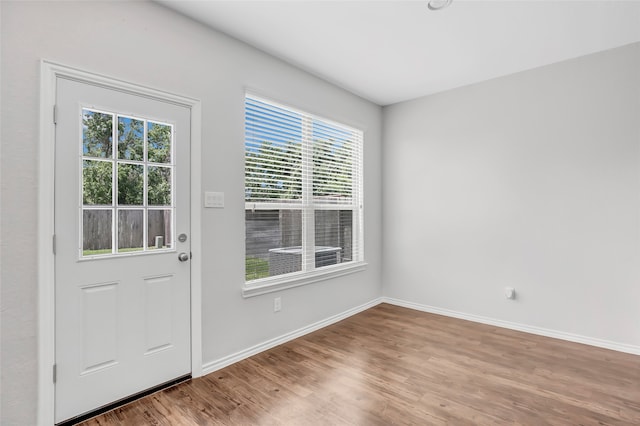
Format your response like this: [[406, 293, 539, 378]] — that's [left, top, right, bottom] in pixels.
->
[[80, 304, 640, 425]]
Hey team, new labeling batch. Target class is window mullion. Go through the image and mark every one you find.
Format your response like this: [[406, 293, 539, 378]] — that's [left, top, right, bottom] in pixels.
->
[[301, 116, 314, 272], [112, 116, 118, 254], [143, 119, 148, 251]]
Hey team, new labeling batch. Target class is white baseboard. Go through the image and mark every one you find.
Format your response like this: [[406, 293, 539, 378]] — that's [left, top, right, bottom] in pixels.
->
[[201, 296, 639, 377], [201, 297, 384, 376], [382, 297, 640, 356]]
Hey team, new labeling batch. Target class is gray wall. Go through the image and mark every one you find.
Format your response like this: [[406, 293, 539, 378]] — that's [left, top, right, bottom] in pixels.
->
[[383, 43, 640, 348], [0, 1, 383, 424]]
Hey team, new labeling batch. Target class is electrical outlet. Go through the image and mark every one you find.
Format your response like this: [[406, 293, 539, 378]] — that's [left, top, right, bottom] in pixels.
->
[[274, 297, 281, 312], [505, 287, 516, 300]]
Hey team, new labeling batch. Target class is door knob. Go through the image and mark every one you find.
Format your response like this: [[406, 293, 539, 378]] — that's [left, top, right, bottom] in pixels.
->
[[178, 252, 190, 262]]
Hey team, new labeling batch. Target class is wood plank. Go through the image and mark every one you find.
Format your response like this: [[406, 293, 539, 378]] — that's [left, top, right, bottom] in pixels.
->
[[80, 304, 640, 425]]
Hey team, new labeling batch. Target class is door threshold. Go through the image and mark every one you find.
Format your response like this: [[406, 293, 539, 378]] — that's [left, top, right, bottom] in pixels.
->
[[56, 374, 191, 426]]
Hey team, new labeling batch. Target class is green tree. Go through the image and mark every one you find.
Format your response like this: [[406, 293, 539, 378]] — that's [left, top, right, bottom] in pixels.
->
[[83, 160, 112, 205], [117, 164, 143, 205], [313, 138, 353, 198], [245, 138, 354, 202], [83, 113, 174, 207], [118, 118, 144, 161], [83, 110, 118, 158], [148, 166, 171, 205], [147, 123, 172, 205], [148, 122, 171, 163], [245, 140, 302, 201]]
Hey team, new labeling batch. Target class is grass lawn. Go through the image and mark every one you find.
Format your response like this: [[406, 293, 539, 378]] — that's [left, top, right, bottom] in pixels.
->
[[246, 257, 270, 281], [82, 247, 144, 256]]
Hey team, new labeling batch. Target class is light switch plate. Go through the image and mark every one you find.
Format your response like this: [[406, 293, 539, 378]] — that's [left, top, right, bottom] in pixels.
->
[[204, 191, 224, 208]]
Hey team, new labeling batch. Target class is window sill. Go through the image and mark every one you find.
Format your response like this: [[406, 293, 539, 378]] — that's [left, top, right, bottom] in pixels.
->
[[242, 261, 368, 298]]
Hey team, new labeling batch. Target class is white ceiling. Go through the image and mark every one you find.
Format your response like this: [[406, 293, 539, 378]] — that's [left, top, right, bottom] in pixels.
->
[[159, 1, 640, 106]]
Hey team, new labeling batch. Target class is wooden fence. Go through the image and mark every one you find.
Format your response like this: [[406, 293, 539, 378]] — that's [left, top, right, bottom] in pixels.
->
[[245, 209, 352, 261], [83, 209, 171, 250]]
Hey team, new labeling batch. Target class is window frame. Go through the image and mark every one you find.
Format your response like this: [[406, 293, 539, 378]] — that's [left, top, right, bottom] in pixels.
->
[[242, 94, 366, 297], [79, 107, 176, 261]]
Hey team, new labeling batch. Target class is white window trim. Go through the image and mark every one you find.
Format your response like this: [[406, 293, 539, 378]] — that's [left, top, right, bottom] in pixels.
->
[[242, 261, 368, 298], [243, 94, 365, 296]]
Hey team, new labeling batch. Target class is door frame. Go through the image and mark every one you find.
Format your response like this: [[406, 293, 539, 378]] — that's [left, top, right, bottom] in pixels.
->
[[37, 60, 203, 425]]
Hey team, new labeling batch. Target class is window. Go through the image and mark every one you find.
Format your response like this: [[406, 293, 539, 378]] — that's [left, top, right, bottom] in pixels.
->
[[244, 95, 364, 291], [81, 108, 174, 258]]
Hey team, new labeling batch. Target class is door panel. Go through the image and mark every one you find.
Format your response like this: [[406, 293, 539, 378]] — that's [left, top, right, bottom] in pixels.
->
[[80, 282, 119, 374], [144, 274, 175, 354], [54, 77, 191, 423]]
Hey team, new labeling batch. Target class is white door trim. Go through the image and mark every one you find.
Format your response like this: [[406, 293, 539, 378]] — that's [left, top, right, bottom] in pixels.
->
[[38, 60, 203, 425]]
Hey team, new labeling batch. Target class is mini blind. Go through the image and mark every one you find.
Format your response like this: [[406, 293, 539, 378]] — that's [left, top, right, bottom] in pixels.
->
[[245, 95, 363, 283], [245, 98, 302, 203]]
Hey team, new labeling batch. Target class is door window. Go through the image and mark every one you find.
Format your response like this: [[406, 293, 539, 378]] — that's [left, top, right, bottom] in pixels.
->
[[81, 109, 174, 258]]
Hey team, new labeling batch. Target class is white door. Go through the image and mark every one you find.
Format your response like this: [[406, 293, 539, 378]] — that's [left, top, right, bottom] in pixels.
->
[[54, 77, 191, 423]]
